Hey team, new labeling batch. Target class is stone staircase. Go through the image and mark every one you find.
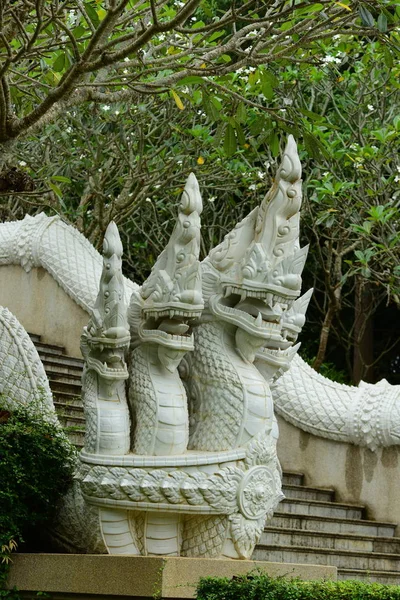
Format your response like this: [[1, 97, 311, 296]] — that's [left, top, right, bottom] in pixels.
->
[[29, 333, 86, 447], [29, 334, 400, 585], [257, 472, 400, 584]]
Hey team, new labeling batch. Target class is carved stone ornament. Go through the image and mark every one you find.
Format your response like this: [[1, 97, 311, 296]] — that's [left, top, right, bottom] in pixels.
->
[[2, 136, 399, 560], [238, 465, 277, 520]]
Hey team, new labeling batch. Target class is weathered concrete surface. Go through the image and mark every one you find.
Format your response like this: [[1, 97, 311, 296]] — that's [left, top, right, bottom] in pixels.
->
[[7, 554, 337, 599], [0, 265, 88, 357], [277, 416, 400, 534]]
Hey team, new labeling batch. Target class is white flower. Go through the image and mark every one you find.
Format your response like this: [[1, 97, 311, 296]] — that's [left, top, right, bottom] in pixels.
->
[[158, 34, 166, 41], [19, 160, 27, 167], [322, 171, 329, 177], [98, 168, 102, 172], [367, 104, 374, 111], [249, 183, 257, 190], [66, 126, 72, 133], [283, 97, 293, 106], [322, 55, 339, 64], [124, 57, 130, 62], [257, 171, 265, 179], [79, 154, 85, 159], [208, 196, 216, 203], [396, 166, 400, 172], [102, 105, 111, 111], [123, 69, 128, 74], [395, 175, 400, 183], [115, 110, 120, 115], [145, 197, 152, 202]]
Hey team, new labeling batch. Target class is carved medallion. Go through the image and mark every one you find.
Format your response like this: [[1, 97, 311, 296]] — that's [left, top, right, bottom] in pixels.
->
[[238, 465, 276, 520]]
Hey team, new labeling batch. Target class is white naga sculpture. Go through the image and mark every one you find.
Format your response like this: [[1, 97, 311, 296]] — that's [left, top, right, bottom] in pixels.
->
[[1, 136, 399, 558]]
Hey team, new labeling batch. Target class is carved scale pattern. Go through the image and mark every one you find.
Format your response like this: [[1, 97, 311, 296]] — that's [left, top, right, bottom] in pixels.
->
[[181, 515, 227, 557], [50, 481, 106, 554], [188, 321, 274, 452], [0, 306, 55, 420], [0, 214, 136, 313], [272, 355, 351, 441], [272, 355, 400, 451], [129, 345, 157, 453], [82, 368, 99, 454], [187, 321, 243, 451]]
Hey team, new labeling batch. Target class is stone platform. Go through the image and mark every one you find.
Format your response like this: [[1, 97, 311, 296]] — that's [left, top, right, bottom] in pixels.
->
[[8, 554, 337, 599]]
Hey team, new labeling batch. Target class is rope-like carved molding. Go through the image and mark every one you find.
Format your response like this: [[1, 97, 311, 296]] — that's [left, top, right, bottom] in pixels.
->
[[77, 461, 280, 520]]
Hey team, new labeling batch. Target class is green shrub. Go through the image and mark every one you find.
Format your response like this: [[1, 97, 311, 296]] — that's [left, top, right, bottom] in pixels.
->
[[196, 574, 400, 600], [0, 401, 76, 565]]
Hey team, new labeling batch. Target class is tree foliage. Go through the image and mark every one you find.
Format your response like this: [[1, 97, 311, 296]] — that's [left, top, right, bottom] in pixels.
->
[[0, 0, 395, 154]]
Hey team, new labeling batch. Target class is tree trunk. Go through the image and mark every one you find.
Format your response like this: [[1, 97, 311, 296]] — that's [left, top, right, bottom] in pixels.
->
[[353, 278, 374, 384], [312, 303, 336, 372]]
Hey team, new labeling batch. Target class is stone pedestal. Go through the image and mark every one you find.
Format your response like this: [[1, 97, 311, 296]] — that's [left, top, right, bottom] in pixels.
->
[[8, 554, 337, 599]]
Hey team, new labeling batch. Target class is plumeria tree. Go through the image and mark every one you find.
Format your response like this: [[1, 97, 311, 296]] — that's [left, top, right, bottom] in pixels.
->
[[0, 0, 396, 162]]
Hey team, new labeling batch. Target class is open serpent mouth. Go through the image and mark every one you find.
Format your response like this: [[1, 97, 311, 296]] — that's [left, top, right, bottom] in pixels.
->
[[209, 287, 293, 346], [139, 305, 202, 348]]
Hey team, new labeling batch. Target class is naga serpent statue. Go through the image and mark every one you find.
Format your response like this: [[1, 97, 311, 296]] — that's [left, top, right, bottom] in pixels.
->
[[1, 136, 400, 558]]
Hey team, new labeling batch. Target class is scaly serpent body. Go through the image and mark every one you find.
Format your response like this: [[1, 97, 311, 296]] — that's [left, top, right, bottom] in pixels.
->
[[187, 320, 274, 452]]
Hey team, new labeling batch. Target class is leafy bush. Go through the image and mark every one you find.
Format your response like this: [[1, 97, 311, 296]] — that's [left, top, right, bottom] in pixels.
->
[[0, 401, 76, 557], [196, 574, 400, 600]]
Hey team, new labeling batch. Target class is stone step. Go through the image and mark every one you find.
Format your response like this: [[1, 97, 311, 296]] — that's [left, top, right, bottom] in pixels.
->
[[282, 484, 335, 502], [54, 402, 85, 419], [279, 498, 365, 520], [46, 370, 81, 384], [63, 427, 85, 447], [53, 391, 83, 406], [48, 378, 82, 395], [269, 513, 396, 537], [42, 362, 83, 378], [58, 414, 86, 428], [338, 568, 400, 584], [252, 544, 400, 572], [281, 471, 304, 486], [28, 333, 41, 343], [262, 527, 400, 554], [39, 352, 84, 369], [33, 341, 66, 356]]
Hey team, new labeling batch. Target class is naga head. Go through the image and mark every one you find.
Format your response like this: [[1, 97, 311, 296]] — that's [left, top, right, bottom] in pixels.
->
[[128, 173, 203, 371], [81, 221, 130, 379], [202, 136, 311, 365]]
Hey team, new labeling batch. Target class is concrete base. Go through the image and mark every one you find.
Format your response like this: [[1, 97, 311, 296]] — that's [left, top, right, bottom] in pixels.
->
[[7, 554, 337, 599]]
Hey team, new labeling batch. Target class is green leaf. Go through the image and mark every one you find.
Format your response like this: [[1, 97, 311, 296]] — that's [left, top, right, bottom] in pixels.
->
[[202, 93, 220, 121], [51, 175, 71, 183], [207, 30, 225, 42], [384, 48, 394, 69], [234, 121, 246, 146], [48, 181, 62, 198], [300, 108, 324, 122], [235, 102, 247, 124], [84, 2, 100, 28], [268, 131, 279, 157], [177, 76, 204, 85], [377, 13, 388, 32], [224, 124, 237, 156], [53, 53, 65, 72], [260, 70, 278, 101], [359, 5, 375, 27], [293, 3, 323, 16]]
